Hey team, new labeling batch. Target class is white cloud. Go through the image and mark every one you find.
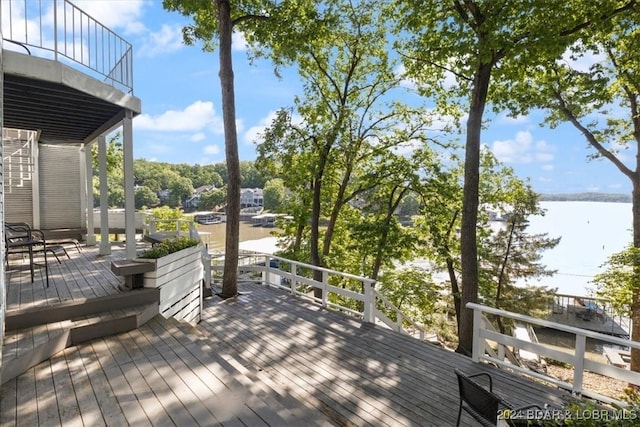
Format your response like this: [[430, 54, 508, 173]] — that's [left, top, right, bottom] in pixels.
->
[[541, 164, 554, 171], [204, 145, 220, 155], [587, 185, 601, 192], [608, 183, 623, 190], [243, 111, 303, 145], [560, 43, 606, 73], [491, 131, 555, 164], [72, 1, 147, 35], [244, 111, 279, 145], [539, 177, 552, 183], [232, 32, 249, 51], [498, 113, 530, 125], [138, 24, 185, 57], [396, 64, 457, 91], [134, 101, 223, 132], [191, 133, 206, 142]]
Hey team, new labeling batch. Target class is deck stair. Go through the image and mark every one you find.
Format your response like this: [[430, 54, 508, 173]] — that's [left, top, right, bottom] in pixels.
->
[[157, 316, 335, 426], [1, 289, 160, 385]]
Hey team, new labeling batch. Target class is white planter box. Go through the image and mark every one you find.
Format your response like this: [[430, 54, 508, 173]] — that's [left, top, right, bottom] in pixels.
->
[[136, 244, 204, 323]]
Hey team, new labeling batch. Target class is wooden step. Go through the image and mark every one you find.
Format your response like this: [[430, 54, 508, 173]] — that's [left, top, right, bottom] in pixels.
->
[[1, 302, 158, 385], [5, 288, 160, 331]]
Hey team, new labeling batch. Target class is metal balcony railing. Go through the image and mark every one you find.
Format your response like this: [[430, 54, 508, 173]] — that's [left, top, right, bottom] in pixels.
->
[[2, 0, 134, 94]]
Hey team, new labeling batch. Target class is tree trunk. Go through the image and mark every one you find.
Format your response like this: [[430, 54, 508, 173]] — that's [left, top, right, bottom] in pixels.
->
[[371, 187, 407, 280], [631, 183, 640, 372], [495, 218, 516, 334], [310, 142, 332, 297], [217, 0, 239, 298], [458, 62, 493, 356]]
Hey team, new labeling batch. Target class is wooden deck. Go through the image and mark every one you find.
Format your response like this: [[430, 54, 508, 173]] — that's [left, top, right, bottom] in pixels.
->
[[1, 245, 574, 426], [5, 244, 126, 312]]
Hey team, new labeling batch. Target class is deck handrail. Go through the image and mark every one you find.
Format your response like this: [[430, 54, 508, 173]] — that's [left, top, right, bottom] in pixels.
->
[[2, 0, 133, 93], [210, 251, 429, 340], [467, 302, 640, 406]]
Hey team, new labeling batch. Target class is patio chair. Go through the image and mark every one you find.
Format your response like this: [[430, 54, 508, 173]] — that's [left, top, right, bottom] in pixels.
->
[[455, 369, 544, 426], [5, 222, 51, 287]]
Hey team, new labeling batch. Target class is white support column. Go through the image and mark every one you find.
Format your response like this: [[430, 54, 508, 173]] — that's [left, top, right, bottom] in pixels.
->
[[84, 142, 96, 245], [98, 136, 111, 255], [123, 110, 136, 260], [0, 31, 6, 374]]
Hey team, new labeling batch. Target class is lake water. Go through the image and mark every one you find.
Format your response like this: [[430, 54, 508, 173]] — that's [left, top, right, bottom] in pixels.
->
[[526, 201, 633, 296], [195, 201, 634, 297], [195, 221, 280, 254]]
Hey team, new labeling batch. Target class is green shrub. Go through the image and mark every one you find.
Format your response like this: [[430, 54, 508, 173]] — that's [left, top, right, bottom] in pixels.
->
[[140, 237, 199, 259]]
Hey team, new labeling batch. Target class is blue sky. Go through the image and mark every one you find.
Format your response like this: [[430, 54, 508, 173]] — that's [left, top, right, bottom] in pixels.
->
[[16, 0, 635, 195]]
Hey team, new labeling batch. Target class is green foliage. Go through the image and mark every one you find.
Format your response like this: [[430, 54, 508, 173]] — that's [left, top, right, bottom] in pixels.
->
[[377, 268, 442, 327], [91, 133, 123, 174], [592, 245, 639, 318], [135, 186, 160, 209], [148, 206, 189, 232], [139, 236, 200, 259], [263, 178, 286, 211], [198, 187, 227, 210], [478, 183, 560, 320]]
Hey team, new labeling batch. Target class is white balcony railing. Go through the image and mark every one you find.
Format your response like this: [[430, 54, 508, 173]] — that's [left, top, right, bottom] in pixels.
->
[[211, 252, 430, 340], [468, 302, 640, 406], [2, 0, 133, 93]]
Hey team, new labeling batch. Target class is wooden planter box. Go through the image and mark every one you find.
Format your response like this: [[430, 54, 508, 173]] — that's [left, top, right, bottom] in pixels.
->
[[135, 244, 204, 323]]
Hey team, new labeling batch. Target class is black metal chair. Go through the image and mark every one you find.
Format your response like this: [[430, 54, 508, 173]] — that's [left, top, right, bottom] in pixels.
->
[[5, 222, 50, 287], [455, 369, 544, 427]]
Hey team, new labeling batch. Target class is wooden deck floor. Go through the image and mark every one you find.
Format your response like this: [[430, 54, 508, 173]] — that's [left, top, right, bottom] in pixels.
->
[[2, 246, 573, 426], [5, 244, 124, 312]]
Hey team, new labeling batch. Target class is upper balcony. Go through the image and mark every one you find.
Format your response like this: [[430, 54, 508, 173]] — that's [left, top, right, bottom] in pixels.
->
[[1, 0, 140, 143]]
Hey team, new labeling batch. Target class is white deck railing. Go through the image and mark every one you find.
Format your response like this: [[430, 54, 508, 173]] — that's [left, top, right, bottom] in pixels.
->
[[468, 302, 640, 406], [210, 252, 429, 340], [2, 0, 133, 93]]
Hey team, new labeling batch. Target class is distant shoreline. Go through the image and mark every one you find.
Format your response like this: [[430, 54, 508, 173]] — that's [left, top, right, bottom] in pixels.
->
[[540, 192, 631, 203]]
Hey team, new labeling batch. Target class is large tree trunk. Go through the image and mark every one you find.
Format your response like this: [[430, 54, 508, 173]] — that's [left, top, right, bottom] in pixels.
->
[[458, 62, 493, 356], [218, 0, 240, 298], [631, 182, 640, 372], [310, 142, 332, 297]]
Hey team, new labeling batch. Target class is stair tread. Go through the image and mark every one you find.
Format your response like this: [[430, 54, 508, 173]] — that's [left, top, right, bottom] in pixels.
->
[[1, 303, 159, 384]]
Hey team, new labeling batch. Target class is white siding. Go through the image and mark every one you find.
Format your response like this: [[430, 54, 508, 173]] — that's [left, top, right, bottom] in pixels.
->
[[39, 144, 82, 229]]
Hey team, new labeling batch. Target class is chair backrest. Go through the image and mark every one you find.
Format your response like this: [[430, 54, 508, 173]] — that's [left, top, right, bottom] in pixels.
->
[[455, 370, 500, 424], [5, 222, 32, 244]]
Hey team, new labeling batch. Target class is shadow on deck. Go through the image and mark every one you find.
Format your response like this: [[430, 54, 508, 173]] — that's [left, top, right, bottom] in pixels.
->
[[1, 247, 573, 426]]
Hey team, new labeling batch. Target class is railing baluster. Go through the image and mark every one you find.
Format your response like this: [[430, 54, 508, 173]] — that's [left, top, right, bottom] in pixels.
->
[[573, 334, 586, 395], [2, 0, 133, 93]]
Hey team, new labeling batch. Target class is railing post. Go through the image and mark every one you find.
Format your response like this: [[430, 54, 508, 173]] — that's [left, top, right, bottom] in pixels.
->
[[149, 218, 156, 234], [363, 281, 375, 323], [53, 0, 59, 62], [321, 270, 328, 308], [290, 264, 297, 295], [264, 255, 271, 286], [573, 334, 586, 395], [396, 311, 404, 333], [471, 305, 483, 362]]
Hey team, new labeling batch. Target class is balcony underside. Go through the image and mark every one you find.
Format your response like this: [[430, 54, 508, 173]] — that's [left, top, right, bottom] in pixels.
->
[[2, 50, 141, 144]]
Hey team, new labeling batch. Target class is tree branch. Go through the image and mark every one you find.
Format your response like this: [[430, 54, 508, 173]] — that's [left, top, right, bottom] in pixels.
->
[[231, 14, 269, 27], [554, 89, 636, 180]]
